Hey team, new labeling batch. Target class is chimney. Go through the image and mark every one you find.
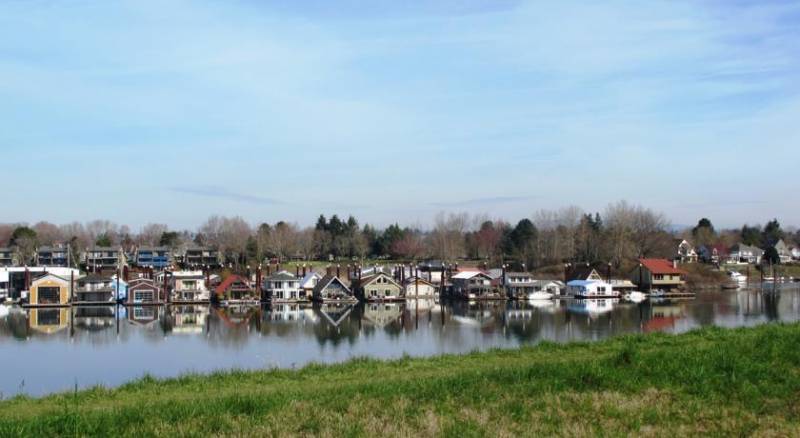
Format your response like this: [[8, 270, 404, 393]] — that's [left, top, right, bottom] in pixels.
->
[[123, 265, 129, 282], [296, 265, 300, 276], [326, 265, 332, 277], [266, 264, 271, 276], [502, 264, 507, 287], [673, 259, 678, 269], [256, 265, 262, 292], [302, 264, 307, 277], [336, 264, 340, 278], [24, 267, 30, 291]]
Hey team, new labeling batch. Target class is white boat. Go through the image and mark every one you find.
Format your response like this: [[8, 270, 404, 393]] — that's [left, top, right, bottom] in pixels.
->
[[727, 271, 747, 282], [527, 291, 554, 301], [624, 291, 647, 303]]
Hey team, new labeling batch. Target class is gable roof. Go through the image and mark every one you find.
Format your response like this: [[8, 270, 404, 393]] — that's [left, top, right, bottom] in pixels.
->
[[215, 275, 252, 294], [30, 273, 69, 284], [451, 271, 491, 280], [358, 272, 401, 289], [312, 275, 351, 295], [402, 276, 435, 287], [567, 265, 605, 282], [639, 258, 686, 275]]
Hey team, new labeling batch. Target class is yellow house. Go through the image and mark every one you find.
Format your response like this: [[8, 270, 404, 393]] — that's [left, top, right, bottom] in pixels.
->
[[29, 273, 71, 306]]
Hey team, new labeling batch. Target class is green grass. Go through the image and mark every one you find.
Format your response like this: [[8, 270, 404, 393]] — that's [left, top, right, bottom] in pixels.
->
[[2, 324, 800, 436]]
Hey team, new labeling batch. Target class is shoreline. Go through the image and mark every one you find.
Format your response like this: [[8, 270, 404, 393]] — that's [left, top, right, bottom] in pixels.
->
[[1, 322, 799, 435]]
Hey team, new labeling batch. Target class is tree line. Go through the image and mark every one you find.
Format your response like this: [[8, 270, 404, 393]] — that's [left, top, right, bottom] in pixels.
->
[[1, 200, 797, 269]]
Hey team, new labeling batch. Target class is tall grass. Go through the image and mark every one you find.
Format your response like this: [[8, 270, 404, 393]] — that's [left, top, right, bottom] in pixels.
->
[[1, 323, 800, 436]]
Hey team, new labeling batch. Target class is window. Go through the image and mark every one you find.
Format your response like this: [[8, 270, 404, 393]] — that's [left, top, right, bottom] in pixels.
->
[[38, 286, 61, 304], [276, 291, 284, 299], [385, 289, 391, 296], [133, 289, 155, 302]]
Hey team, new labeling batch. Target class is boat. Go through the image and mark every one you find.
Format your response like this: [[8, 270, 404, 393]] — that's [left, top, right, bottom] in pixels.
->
[[727, 271, 747, 282], [527, 291, 554, 301], [623, 291, 647, 303]]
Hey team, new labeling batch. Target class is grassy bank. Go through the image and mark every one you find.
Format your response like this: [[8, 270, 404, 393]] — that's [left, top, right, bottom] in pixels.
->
[[2, 324, 800, 436]]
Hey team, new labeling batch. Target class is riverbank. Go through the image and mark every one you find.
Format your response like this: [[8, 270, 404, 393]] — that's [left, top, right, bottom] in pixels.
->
[[1, 323, 799, 436]]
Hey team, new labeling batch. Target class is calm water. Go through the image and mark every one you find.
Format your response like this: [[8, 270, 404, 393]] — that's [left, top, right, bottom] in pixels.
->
[[1, 284, 799, 397]]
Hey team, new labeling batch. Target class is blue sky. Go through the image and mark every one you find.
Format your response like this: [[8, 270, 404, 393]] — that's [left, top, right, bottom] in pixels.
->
[[1, 0, 798, 229]]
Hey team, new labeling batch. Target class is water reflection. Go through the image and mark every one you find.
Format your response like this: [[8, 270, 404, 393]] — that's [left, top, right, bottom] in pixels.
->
[[1, 284, 799, 397]]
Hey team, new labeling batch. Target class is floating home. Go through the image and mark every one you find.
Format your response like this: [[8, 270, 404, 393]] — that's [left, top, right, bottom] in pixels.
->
[[566, 279, 617, 298], [631, 258, 687, 292], [126, 278, 164, 305], [262, 271, 304, 303], [353, 272, 403, 302], [215, 275, 258, 303], [403, 276, 437, 299], [299, 271, 322, 298], [74, 274, 117, 304], [28, 273, 71, 306], [170, 270, 210, 303], [312, 275, 356, 303], [449, 271, 503, 300]]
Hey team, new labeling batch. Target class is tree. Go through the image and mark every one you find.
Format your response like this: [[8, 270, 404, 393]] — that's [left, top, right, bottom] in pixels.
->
[[429, 213, 468, 260], [10, 226, 37, 264], [762, 219, 784, 247], [691, 218, 717, 247], [391, 232, 426, 260], [32, 221, 63, 246], [159, 231, 181, 249], [138, 223, 168, 246], [378, 224, 405, 257], [763, 247, 781, 265], [507, 219, 538, 267], [740, 225, 762, 246], [95, 233, 113, 247], [471, 221, 503, 260]]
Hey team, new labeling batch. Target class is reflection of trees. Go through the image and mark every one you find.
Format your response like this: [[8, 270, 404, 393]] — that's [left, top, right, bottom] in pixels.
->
[[763, 292, 780, 321]]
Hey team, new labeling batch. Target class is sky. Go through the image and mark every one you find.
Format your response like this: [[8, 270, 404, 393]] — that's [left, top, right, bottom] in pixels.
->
[[1, 0, 799, 230]]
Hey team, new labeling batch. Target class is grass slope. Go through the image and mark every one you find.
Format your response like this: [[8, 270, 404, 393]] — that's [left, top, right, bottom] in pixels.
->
[[2, 323, 800, 436]]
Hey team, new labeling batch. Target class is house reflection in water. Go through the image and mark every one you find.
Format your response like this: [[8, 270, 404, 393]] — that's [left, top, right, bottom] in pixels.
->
[[567, 299, 617, 318], [362, 302, 404, 328], [644, 300, 686, 333], [28, 308, 70, 335], [169, 305, 209, 335], [127, 306, 162, 330], [73, 306, 116, 332]]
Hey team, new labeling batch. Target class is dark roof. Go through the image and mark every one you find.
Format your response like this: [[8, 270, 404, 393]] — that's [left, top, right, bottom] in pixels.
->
[[78, 274, 114, 283], [312, 275, 351, 296], [567, 264, 606, 282], [357, 272, 401, 289]]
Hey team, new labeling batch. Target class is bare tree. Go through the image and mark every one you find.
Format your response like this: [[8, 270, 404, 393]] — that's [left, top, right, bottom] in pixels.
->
[[429, 212, 469, 260], [137, 223, 168, 246], [32, 222, 64, 246]]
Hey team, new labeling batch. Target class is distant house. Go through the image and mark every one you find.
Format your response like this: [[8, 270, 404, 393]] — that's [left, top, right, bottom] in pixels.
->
[[74, 274, 117, 303], [28, 273, 70, 306], [353, 272, 403, 302], [772, 239, 793, 264], [0, 248, 17, 267], [502, 272, 536, 300], [297, 271, 321, 296], [450, 271, 497, 300], [674, 239, 698, 263], [698, 243, 728, 264], [84, 247, 126, 272], [135, 247, 172, 269], [569, 264, 607, 282], [183, 247, 221, 268], [171, 270, 210, 302], [727, 244, 764, 265], [566, 279, 615, 298], [631, 258, 686, 291], [214, 275, 256, 302], [792, 246, 800, 261], [36, 245, 70, 267], [126, 278, 163, 305], [312, 275, 356, 303], [262, 271, 303, 302], [403, 276, 437, 299]]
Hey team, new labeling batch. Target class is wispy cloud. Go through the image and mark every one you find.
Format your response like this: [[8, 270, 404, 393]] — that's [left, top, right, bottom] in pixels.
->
[[170, 186, 286, 205], [430, 196, 536, 208]]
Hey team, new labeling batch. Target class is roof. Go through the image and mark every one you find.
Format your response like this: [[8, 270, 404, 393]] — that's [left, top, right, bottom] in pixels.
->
[[265, 271, 297, 281], [312, 275, 351, 295], [403, 276, 434, 287], [358, 272, 401, 288], [86, 246, 121, 252], [215, 275, 252, 294], [31, 273, 69, 284], [567, 279, 609, 287], [137, 246, 170, 252], [639, 258, 686, 275], [730, 243, 764, 255], [451, 271, 491, 280], [300, 271, 322, 285], [37, 246, 68, 252], [78, 274, 114, 283], [567, 265, 605, 282]]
